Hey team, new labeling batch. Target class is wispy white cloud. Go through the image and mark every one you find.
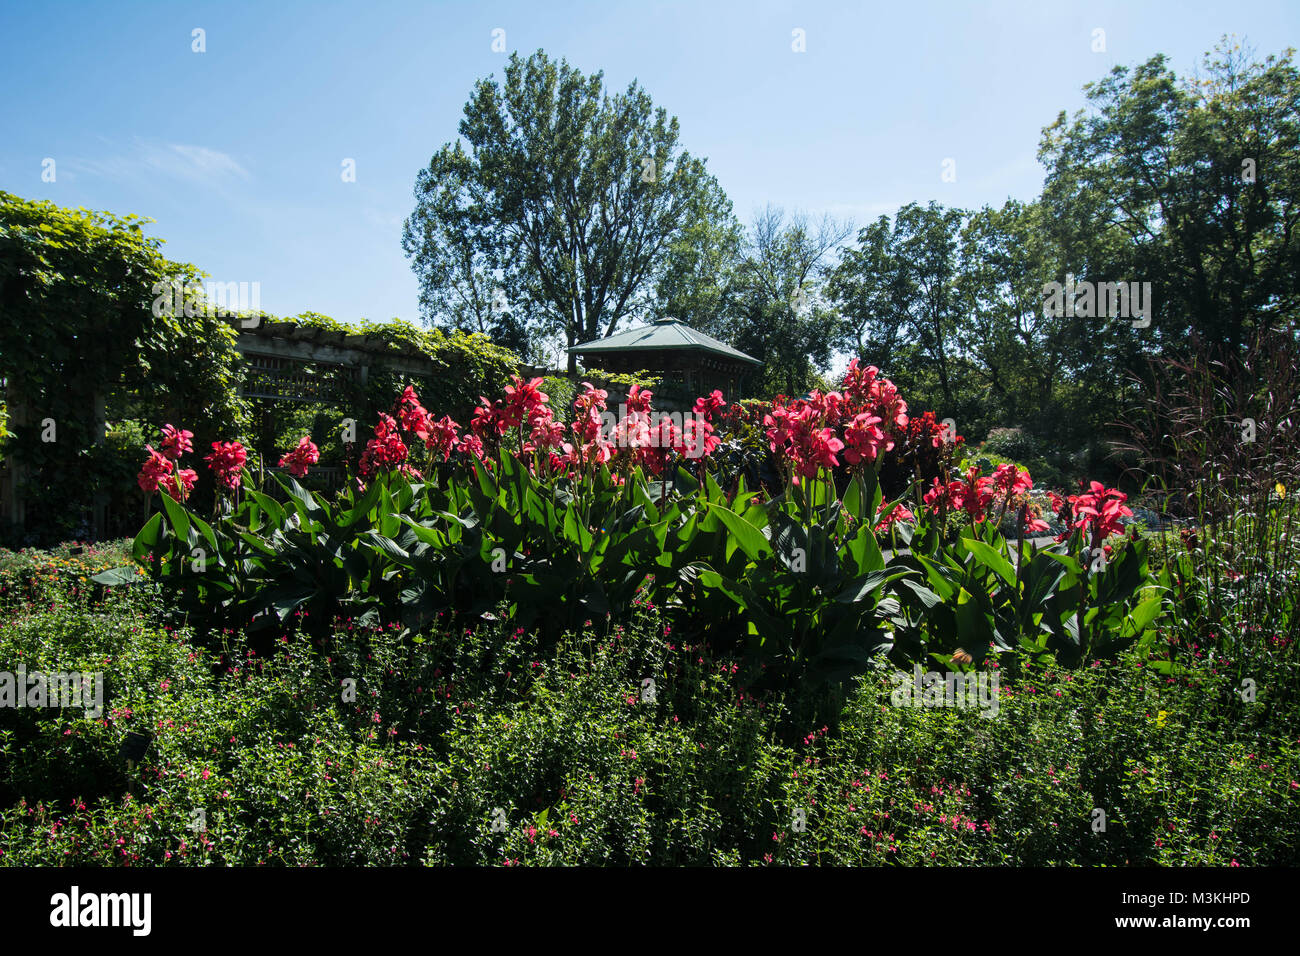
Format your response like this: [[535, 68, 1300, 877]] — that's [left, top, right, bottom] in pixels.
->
[[157, 144, 249, 181], [66, 140, 249, 187]]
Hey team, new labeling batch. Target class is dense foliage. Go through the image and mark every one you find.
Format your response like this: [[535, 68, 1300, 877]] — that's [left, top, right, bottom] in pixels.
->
[[0, 191, 247, 545], [2, 565, 1296, 866], [2, 339, 1295, 868], [403, 50, 741, 371]]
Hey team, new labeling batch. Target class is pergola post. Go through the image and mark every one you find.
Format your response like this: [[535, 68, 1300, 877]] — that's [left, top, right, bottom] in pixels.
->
[[1, 387, 28, 529], [92, 392, 109, 539]]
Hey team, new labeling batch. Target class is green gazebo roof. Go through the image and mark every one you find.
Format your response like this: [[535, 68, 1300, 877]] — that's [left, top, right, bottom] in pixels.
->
[[569, 317, 760, 365]]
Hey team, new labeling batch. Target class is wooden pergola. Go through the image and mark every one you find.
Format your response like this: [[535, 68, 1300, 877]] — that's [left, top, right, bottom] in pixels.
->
[[235, 319, 444, 398], [0, 320, 458, 531], [233, 319, 454, 490]]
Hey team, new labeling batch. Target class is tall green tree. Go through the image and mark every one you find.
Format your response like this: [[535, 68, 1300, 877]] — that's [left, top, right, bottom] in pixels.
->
[[402, 142, 533, 357], [955, 200, 1138, 446], [719, 206, 851, 397], [892, 202, 968, 410], [1039, 39, 1300, 355], [653, 191, 744, 331], [403, 50, 739, 371], [829, 202, 968, 409], [826, 215, 912, 366]]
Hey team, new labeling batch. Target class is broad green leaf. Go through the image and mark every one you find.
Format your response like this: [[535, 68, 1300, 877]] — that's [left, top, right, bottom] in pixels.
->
[[706, 503, 771, 561], [963, 538, 1017, 589]]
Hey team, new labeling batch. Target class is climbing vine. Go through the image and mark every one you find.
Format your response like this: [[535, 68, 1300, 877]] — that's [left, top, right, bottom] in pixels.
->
[[0, 191, 247, 543]]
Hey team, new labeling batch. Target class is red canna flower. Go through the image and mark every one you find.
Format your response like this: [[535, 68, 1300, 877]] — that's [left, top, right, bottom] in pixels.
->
[[426, 415, 460, 461], [159, 424, 194, 461], [875, 499, 914, 532], [692, 390, 727, 421], [205, 441, 248, 492], [137, 445, 174, 494], [842, 411, 886, 465], [278, 435, 320, 477], [163, 468, 198, 502], [396, 386, 432, 441], [625, 383, 654, 415], [574, 382, 608, 414]]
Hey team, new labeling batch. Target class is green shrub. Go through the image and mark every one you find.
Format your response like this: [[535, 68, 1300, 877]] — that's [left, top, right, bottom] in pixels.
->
[[3, 586, 1296, 866], [982, 427, 1042, 463]]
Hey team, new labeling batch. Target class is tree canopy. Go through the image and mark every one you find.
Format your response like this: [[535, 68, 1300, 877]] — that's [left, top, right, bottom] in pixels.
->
[[403, 50, 739, 371]]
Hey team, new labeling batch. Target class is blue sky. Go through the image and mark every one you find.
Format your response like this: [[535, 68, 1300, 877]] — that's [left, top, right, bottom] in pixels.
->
[[1, 0, 1296, 327]]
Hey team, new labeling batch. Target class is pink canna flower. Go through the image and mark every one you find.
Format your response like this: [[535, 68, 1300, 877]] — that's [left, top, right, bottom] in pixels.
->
[[625, 383, 654, 415], [1056, 481, 1133, 545], [842, 359, 879, 402], [426, 415, 460, 461], [137, 445, 175, 494], [471, 397, 509, 438], [574, 382, 609, 414], [159, 424, 194, 461], [455, 433, 484, 460], [678, 416, 720, 459], [1021, 510, 1051, 534], [875, 499, 914, 532], [692, 390, 726, 421], [953, 466, 994, 521], [991, 463, 1033, 498], [163, 468, 198, 502], [924, 476, 963, 514], [501, 376, 548, 429], [205, 441, 247, 491], [279, 435, 320, 477], [358, 417, 408, 478], [396, 386, 432, 441], [528, 409, 568, 453], [842, 411, 886, 465], [808, 427, 845, 471]]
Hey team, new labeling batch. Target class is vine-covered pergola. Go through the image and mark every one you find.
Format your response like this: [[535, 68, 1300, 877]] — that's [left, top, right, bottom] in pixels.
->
[[233, 318, 456, 490]]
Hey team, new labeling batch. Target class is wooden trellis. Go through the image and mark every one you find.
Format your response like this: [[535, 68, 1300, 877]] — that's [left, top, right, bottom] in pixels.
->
[[235, 320, 443, 401], [1, 320, 453, 535], [240, 353, 361, 404], [234, 321, 451, 494]]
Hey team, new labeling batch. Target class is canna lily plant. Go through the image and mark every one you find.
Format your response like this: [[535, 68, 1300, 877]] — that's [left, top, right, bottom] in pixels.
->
[[96, 363, 1169, 695]]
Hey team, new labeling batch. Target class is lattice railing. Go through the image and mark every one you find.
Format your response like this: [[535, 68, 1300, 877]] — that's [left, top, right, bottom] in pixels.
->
[[240, 354, 360, 403]]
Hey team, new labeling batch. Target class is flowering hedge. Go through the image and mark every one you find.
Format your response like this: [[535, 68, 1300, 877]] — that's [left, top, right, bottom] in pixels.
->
[[109, 361, 1164, 695], [707, 365, 965, 503]]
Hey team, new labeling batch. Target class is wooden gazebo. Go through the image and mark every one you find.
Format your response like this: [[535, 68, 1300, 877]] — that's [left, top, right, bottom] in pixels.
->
[[568, 318, 760, 409]]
